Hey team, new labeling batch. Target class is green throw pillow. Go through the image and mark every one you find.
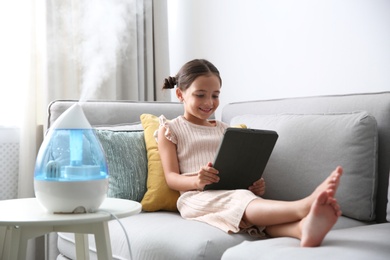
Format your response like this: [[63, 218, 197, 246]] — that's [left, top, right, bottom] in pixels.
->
[[95, 130, 147, 202]]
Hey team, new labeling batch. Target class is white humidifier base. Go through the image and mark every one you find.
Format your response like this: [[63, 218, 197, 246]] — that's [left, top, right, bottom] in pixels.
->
[[34, 178, 108, 213]]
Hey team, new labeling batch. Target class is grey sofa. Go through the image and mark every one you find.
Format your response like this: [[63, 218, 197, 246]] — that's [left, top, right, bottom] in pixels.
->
[[46, 91, 390, 260]]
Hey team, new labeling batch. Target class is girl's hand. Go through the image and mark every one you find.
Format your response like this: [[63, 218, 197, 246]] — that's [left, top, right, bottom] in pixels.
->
[[248, 178, 265, 196], [196, 162, 219, 190]]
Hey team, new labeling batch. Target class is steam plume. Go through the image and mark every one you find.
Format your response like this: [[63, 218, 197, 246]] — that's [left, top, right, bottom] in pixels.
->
[[77, 0, 137, 101]]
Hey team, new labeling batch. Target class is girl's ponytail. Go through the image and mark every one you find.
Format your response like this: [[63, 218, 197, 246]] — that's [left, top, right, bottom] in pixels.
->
[[162, 76, 177, 89]]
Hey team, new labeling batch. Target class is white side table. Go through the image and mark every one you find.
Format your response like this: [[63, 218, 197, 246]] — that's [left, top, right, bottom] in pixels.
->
[[0, 197, 141, 260]]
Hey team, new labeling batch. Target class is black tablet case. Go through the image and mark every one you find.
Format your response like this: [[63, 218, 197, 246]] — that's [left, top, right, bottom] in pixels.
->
[[204, 127, 278, 190]]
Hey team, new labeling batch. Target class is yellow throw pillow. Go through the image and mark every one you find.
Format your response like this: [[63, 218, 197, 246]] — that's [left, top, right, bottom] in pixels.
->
[[140, 114, 180, 211], [233, 124, 247, 129]]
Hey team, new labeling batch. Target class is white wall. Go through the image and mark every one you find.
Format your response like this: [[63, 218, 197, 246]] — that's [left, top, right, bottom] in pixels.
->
[[167, 0, 390, 119]]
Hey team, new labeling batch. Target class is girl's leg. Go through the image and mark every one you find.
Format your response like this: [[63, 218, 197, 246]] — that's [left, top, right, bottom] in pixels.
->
[[243, 166, 342, 227], [243, 198, 309, 227]]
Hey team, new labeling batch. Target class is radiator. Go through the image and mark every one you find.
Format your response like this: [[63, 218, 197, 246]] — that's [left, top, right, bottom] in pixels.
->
[[0, 128, 19, 199]]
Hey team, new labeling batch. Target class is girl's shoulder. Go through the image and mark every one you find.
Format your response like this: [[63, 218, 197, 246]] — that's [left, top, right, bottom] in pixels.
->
[[158, 115, 182, 144], [158, 115, 182, 126], [208, 119, 229, 130], [161, 115, 228, 131], [215, 120, 229, 129]]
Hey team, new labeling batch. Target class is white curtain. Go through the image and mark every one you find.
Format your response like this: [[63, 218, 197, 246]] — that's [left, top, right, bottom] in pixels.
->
[[18, 0, 160, 199], [2, 0, 169, 259], [45, 0, 156, 103]]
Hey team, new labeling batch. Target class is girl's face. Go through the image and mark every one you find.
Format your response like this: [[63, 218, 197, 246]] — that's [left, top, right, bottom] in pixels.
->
[[176, 74, 221, 126]]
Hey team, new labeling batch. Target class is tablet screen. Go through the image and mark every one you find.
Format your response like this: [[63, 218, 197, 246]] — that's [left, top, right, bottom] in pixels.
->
[[204, 128, 278, 190]]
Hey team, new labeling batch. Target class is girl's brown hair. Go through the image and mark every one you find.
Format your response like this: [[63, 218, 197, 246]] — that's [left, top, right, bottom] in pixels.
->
[[162, 59, 222, 90]]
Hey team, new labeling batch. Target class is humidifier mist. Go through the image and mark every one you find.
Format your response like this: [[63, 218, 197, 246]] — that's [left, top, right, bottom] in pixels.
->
[[34, 104, 108, 213]]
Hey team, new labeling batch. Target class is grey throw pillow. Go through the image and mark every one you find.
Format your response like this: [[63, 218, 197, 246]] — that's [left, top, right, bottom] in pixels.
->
[[231, 111, 378, 221], [95, 130, 147, 202]]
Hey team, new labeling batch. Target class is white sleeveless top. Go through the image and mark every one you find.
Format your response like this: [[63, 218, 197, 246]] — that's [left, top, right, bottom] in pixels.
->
[[159, 115, 229, 175]]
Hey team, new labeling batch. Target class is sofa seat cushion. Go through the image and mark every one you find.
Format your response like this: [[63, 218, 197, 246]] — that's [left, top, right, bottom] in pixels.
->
[[231, 112, 378, 221], [222, 223, 390, 260], [57, 211, 257, 260]]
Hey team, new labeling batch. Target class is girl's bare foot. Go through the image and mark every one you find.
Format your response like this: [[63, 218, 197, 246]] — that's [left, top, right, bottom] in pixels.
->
[[300, 190, 342, 247], [303, 166, 343, 212], [316, 166, 342, 197]]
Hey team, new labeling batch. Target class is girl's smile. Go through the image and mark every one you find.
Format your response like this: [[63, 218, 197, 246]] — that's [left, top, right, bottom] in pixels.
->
[[176, 74, 221, 126]]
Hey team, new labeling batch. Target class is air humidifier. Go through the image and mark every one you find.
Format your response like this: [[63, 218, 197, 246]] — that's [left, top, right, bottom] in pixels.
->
[[34, 103, 109, 213]]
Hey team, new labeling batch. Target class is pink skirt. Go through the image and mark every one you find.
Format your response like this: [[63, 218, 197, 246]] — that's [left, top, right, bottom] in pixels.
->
[[177, 189, 265, 236]]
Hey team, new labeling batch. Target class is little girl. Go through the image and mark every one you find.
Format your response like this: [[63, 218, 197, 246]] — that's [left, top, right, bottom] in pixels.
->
[[157, 59, 342, 247]]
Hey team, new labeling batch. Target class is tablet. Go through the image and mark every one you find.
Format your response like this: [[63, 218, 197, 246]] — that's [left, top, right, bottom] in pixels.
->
[[204, 127, 278, 190]]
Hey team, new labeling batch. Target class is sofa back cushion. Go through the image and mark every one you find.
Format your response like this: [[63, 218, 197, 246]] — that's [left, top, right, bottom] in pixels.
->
[[47, 100, 184, 129], [231, 111, 378, 221], [223, 92, 390, 223], [95, 129, 147, 202], [139, 114, 180, 212]]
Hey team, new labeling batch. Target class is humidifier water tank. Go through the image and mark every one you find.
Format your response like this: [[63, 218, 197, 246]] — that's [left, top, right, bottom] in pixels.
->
[[34, 103, 108, 213]]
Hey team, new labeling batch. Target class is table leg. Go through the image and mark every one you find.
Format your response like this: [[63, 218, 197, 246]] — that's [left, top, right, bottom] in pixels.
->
[[75, 234, 90, 260], [7, 225, 52, 260], [60, 221, 112, 260], [0, 226, 6, 258], [7, 226, 26, 260], [92, 221, 112, 260]]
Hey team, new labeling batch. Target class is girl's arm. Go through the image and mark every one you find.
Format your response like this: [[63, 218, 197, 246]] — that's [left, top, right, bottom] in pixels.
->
[[157, 126, 219, 192]]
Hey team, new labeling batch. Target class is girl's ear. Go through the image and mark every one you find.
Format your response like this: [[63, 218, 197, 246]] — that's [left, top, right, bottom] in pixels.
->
[[176, 88, 184, 102]]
